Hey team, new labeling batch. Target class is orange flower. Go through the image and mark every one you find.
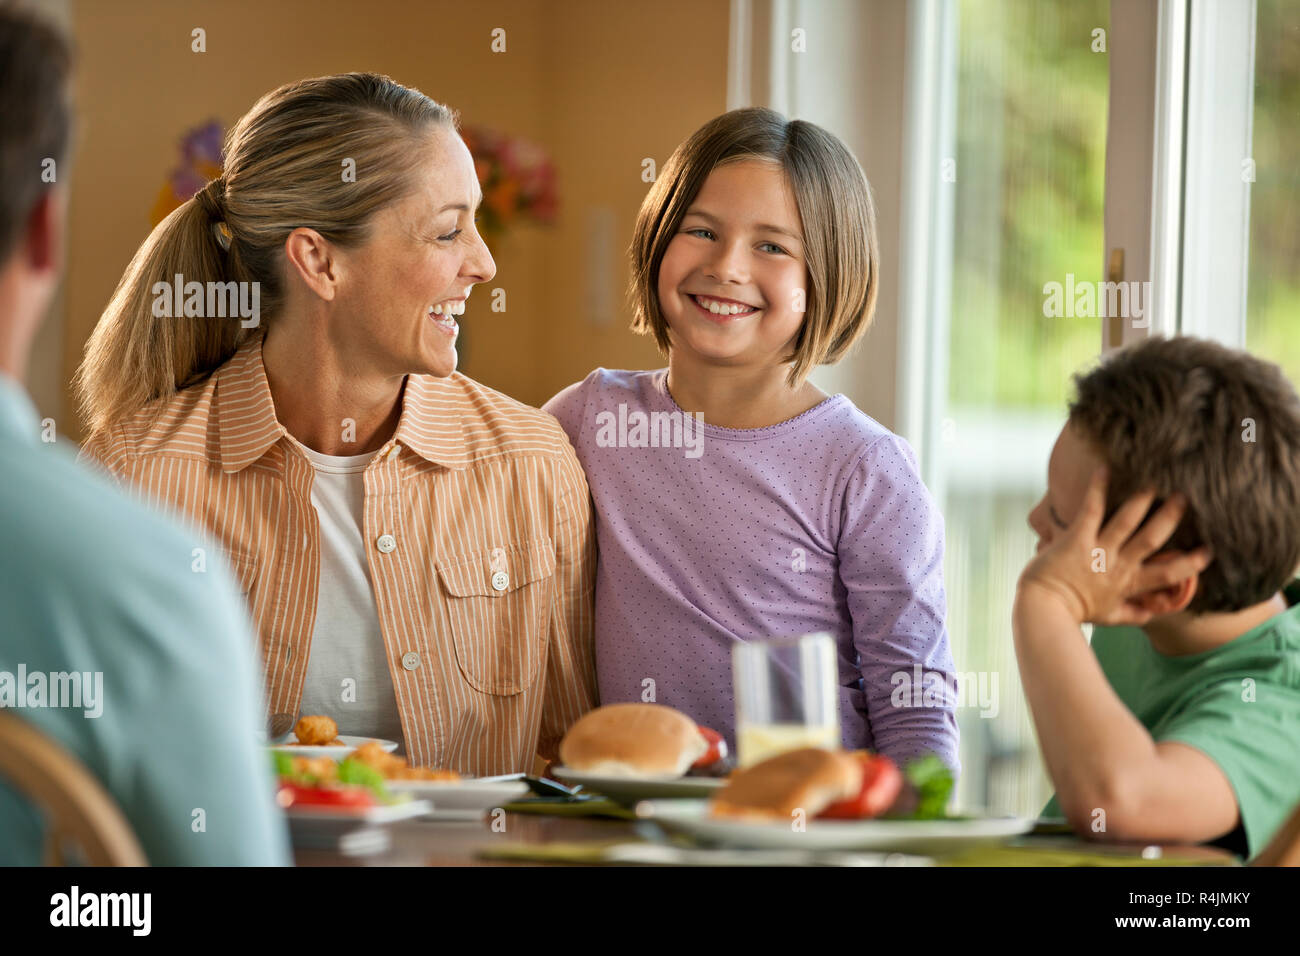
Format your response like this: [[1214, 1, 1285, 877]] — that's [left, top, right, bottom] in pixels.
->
[[485, 180, 521, 223]]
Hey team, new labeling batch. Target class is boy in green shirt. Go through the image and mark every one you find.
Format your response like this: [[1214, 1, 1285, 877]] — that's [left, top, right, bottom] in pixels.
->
[[1015, 336, 1300, 861]]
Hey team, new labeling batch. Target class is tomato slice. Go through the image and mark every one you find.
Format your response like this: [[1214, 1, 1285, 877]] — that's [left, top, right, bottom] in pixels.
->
[[692, 726, 728, 768], [276, 781, 377, 810], [818, 753, 903, 820]]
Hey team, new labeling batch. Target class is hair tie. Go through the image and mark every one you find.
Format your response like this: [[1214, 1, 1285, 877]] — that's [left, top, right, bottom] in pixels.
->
[[212, 221, 232, 252], [195, 177, 232, 250], [195, 176, 225, 220]]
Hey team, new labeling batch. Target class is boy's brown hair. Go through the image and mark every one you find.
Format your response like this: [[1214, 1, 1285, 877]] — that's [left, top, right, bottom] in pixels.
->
[[1069, 335, 1300, 613], [628, 107, 878, 387]]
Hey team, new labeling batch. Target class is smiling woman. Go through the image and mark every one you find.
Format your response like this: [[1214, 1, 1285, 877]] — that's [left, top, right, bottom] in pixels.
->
[[72, 73, 600, 775], [76, 73, 468, 433]]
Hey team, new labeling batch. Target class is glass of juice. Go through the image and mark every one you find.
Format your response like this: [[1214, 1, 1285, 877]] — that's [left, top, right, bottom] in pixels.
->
[[732, 632, 841, 767]]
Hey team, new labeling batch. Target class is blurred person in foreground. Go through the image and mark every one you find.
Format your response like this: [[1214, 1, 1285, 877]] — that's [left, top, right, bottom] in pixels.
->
[[0, 0, 289, 865]]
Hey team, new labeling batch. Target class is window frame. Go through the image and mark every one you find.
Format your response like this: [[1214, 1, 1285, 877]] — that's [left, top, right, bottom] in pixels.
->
[[1177, 0, 1256, 347], [1108, 0, 1258, 349]]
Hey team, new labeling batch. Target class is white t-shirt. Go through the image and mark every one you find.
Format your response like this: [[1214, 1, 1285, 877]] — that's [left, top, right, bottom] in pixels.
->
[[296, 443, 405, 752]]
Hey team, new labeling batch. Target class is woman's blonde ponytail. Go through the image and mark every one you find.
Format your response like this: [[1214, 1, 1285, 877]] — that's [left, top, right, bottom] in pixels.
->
[[75, 178, 246, 435]]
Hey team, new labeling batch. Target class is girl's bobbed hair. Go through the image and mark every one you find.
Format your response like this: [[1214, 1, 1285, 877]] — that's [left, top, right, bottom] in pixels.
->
[[628, 107, 879, 386]]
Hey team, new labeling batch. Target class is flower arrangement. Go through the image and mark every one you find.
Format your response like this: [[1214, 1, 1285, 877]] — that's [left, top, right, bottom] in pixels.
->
[[460, 125, 557, 240], [150, 120, 224, 228], [147, 120, 558, 241]]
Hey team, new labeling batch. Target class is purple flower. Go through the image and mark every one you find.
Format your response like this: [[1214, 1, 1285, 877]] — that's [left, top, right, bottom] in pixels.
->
[[182, 120, 225, 166]]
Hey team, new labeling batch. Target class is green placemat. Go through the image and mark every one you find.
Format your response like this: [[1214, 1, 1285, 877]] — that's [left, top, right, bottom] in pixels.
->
[[500, 795, 639, 820], [477, 840, 629, 864], [478, 841, 1238, 867], [940, 843, 1239, 867]]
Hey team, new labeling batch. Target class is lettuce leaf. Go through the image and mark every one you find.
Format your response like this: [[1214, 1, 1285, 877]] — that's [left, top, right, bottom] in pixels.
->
[[271, 750, 294, 778], [904, 754, 954, 819], [336, 758, 391, 801]]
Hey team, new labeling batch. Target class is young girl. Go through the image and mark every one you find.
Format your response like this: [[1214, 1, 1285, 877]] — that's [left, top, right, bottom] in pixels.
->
[[544, 108, 959, 774]]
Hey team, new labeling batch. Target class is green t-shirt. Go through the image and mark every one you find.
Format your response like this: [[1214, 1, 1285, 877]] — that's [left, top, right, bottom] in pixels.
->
[[1042, 579, 1300, 860]]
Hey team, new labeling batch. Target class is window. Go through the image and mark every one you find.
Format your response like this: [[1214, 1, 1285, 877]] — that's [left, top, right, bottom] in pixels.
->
[[920, 0, 1111, 816], [1243, 0, 1300, 377]]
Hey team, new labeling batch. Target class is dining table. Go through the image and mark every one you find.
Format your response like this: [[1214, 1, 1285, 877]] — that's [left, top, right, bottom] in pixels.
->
[[292, 801, 1242, 867]]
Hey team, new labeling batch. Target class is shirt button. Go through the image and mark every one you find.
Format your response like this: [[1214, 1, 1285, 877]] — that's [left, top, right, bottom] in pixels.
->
[[401, 651, 421, 671], [376, 534, 397, 553], [491, 570, 509, 591], [387, 446, 400, 461]]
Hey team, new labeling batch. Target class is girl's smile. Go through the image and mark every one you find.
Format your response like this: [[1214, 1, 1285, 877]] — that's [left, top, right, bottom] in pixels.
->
[[657, 158, 806, 367], [686, 292, 762, 322]]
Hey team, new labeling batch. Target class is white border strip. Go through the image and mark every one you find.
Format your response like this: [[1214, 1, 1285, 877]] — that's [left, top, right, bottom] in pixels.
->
[[1178, 0, 1256, 347], [727, 0, 753, 111], [896, 0, 957, 491], [1146, 0, 1189, 342]]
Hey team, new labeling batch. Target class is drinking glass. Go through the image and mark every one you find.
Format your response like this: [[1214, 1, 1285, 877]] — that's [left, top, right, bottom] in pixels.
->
[[732, 632, 840, 767]]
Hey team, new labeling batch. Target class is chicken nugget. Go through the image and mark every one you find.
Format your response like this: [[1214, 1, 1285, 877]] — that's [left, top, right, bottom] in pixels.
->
[[407, 766, 461, 782], [291, 756, 338, 782], [349, 741, 407, 777], [349, 741, 387, 763], [294, 714, 338, 746]]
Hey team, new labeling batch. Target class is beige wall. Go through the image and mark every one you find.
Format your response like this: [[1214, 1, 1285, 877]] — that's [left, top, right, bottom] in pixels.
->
[[55, 0, 729, 439]]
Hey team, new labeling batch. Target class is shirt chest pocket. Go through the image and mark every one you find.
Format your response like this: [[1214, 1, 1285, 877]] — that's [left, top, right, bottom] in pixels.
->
[[436, 537, 557, 696]]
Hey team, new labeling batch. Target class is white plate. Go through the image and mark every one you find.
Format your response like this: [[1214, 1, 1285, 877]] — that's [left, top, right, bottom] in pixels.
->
[[637, 800, 1033, 854], [282, 798, 430, 825], [283, 798, 431, 852], [552, 767, 727, 803], [385, 779, 531, 813], [269, 736, 399, 759]]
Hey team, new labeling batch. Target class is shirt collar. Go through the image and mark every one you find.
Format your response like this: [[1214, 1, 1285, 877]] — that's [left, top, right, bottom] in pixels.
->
[[392, 369, 469, 470], [214, 332, 468, 473], [0, 371, 40, 445], [214, 334, 286, 473]]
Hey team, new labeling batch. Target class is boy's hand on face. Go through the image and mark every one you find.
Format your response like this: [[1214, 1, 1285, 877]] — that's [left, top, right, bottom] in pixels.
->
[[1016, 466, 1214, 626]]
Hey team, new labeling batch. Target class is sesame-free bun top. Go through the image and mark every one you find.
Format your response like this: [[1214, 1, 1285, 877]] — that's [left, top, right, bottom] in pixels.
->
[[559, 703, 709, 777], [710, 748, 864, 820]]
